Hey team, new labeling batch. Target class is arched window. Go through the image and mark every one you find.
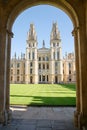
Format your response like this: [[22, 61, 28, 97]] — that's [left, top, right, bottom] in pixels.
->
[[39, 63, 41, 69], [30, 69, 32, 74], [53, 43, 55, 47], [69, 63, 71, 68], [46, 56, 49, 61], [47, 64, 49, 69], [32, 52, 34, 59], [17, 69, 20, 74], [43, 57, 45, 61], [11, 69, 13, 74], [29, 44, 31, 47], [17, 76, 20, 81], [39, 57, 41, 61], [43, 64, 45, 69], [29, 52, 30, 59], [39, 75, 41, 81], [57, 51, 59, 60], [53, 52, 55, 59], [17, 63, 20, 68], [11, 76, 13, 81], [30, 62, 32, 67], [47, 75, 48, 82]]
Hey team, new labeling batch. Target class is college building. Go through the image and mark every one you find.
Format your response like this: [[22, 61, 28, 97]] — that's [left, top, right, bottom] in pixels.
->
[[10, 23, 76, 84]]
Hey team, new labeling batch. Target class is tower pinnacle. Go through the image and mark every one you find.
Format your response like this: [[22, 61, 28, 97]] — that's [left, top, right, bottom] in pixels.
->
[[43, 40, 45, 48], [27, 23, 37, 41], [50, 22, 60, 40]]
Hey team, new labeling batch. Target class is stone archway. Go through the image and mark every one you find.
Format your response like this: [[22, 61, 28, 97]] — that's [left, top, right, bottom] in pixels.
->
[[0, 0, 87, 129]]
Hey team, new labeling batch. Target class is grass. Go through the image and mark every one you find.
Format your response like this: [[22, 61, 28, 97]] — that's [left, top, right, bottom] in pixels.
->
[[10, 84, 76, 106]]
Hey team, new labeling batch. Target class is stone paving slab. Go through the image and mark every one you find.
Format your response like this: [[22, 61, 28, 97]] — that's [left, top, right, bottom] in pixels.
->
[[0, 107, 78, 130]]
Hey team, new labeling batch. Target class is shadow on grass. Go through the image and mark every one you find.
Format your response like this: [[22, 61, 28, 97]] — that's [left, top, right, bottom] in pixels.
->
[[58, 84, 76, 91], [10, 95, 76, 106]]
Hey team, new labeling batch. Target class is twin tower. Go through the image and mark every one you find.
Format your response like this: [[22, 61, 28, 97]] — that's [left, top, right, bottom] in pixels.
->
[[25, 22, 63, 84]]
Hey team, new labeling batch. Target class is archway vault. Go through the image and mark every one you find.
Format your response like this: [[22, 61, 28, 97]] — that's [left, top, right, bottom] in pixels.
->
[[7, 0, 79, 31], [1, 0, 87, 130]]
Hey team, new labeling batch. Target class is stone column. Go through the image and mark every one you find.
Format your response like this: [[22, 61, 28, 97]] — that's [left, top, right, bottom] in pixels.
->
[[72, 27, 81, 128], [0, 27, 6, 123], [78, 20, 87, 129], [0, 26, 13, 124], [6, 30, 13, 122]]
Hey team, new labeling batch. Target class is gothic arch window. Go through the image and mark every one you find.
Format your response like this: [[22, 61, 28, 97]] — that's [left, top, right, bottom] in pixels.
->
[[30, 69, 32, 74], [57, 51, 59, 60], [17, 69, 20, 75], [53, 43, 55, 47], [43, 57, 45, 61], [30, 76, 33, 83], [39, 57, 41, 61], [47, 75, 48, 82], [53, 52, 55, 59], [39, 75, 41, 81], [29, 44, 31, 47], [43, 64, 45, 69], [17, 63, 20, 68], [39, 63, 41, 69], [47, 64, 49, 69], [69, 70, 71, 74], [11, 76, 13, 81], [57, 43, 59, 46], [32, 52, 34, 59], [17, 76, 20, 81], [46, 56, 49, 61], [55, 62, 57, 66], [11, 64, 13, 67], [11, 69, 13, 75], [30, 62, 32, 67], [29, 53, 30, 59], [69, 63, 71, 68]]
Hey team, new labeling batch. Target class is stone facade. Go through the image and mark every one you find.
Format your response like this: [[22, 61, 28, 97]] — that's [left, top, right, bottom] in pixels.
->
[[10, 23, 76, 84], [10, 23, 63, 84], [63, 52, 76, 83]]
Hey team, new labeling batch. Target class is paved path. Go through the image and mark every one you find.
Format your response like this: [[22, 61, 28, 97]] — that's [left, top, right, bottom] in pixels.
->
[[0, 106, 78, 130]]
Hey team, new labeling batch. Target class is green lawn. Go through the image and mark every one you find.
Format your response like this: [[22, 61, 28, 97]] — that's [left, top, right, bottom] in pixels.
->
[[10, 84, 76, 106]]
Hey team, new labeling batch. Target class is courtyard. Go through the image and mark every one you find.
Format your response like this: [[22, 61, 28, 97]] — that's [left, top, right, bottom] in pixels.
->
[[10, 84, 76, 106]]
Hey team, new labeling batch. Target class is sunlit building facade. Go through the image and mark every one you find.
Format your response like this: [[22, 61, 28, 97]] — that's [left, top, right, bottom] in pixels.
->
[[10, 23, 75, 84]]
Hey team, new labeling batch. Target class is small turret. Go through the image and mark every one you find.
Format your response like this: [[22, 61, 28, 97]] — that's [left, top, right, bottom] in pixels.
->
[[14, 52, 16, 59], [42, 40, 45, 48]]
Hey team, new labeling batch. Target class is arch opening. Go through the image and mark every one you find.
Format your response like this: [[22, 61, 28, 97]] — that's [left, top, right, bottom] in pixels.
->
[[5, 0, 80, 129]]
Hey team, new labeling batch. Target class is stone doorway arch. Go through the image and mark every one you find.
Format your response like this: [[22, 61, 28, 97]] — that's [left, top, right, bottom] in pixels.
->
[[0, 0, 87, 129]]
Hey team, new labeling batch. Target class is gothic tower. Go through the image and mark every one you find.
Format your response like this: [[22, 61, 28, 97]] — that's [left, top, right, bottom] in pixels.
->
[[25, 24, 38, 84], [50, 22, 63, 83]]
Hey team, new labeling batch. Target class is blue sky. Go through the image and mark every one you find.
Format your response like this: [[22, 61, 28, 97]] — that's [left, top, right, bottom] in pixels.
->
[[11, 5, 74, 58]]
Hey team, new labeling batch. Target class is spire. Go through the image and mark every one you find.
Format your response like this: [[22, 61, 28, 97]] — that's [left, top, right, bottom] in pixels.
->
[[43, 40, 45, 48], [21, 52, 22, 59], [14, 52, 16, 59], [50, 22, 60, 40], [27, 23, 37, 41]]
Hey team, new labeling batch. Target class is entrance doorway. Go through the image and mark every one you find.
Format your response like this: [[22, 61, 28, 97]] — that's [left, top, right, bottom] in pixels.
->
[[30, 76, 33, 83], [55, 76, 58, 83], [42, 76, 45, 82]]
